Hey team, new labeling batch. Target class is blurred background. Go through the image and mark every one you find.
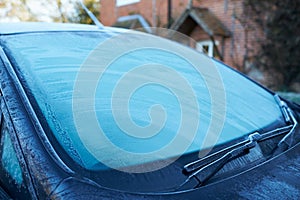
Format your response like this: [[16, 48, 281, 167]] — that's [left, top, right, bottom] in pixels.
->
[[0, 0, 299, 102]]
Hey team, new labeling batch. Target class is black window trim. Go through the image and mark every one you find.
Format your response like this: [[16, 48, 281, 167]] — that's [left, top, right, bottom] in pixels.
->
[[0, 90, 32, 199], [0, 46, 74, 175], [0, 50, 40, 199]]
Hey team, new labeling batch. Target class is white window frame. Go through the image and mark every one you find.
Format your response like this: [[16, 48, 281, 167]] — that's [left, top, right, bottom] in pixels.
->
[[116, 0, 140, 7], [196, 40, 219, 57]]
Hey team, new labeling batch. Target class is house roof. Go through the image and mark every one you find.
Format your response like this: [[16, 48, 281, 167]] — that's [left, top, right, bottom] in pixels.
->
[[112, 14, 152, 33], [171, 7, 231, 37]]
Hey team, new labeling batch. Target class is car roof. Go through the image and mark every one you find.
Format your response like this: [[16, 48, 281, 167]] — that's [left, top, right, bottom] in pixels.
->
[[0, 22, 117, 35]]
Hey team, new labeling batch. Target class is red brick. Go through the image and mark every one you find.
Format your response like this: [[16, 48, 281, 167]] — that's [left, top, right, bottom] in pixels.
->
[[100, 0, 259, 70]]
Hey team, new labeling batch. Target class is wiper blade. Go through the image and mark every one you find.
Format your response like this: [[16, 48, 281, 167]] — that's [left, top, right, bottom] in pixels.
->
[[273, 94, 298, 152], [274, 94, 291, 123], [183, 94, 296, 175], [178, 132, 262, 190], [179, 94, 298, 190], [183, 125, 293, 174]]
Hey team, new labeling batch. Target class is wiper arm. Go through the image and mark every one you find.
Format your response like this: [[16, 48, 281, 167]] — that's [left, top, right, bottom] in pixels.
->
[[273, 94, 298, 153], [179, 94, 298, 190], [274, 94, 291, 123], [183, 124, 293, 175], [177, 132, 262, 190], [182, 95, 294, 175]]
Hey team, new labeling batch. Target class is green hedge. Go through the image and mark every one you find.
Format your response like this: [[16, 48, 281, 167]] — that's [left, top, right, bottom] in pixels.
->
[[277, 92, 300, 104]]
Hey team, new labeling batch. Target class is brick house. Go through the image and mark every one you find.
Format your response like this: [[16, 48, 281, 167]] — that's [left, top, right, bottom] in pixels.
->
[[99, 0, 258, 73]]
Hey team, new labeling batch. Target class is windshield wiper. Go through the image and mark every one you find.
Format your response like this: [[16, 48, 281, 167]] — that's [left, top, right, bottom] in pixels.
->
[[273, 94, 298, 153], [178, 94, 298, 190], [274, 94, 291, 123], [177, 132, 262, 190]]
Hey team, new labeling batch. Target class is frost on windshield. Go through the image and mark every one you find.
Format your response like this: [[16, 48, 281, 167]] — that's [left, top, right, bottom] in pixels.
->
[[2, 31, 283, 171]]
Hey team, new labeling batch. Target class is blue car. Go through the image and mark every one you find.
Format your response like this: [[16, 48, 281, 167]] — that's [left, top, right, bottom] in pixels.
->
[[0, 22, 299, 199]]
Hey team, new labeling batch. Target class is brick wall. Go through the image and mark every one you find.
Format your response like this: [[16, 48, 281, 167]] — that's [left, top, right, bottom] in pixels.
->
[[100, 0, 258, 70], [190, 0, 246, 68], [100, 0, 187, 27]]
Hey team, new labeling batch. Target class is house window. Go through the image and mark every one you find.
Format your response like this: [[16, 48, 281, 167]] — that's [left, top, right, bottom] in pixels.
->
[[196, 40, 219, 57], [116, 0, 140, 7]]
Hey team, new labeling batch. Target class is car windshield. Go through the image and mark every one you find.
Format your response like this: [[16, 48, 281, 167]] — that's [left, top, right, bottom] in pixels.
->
[[1, 30, 283, 172]]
